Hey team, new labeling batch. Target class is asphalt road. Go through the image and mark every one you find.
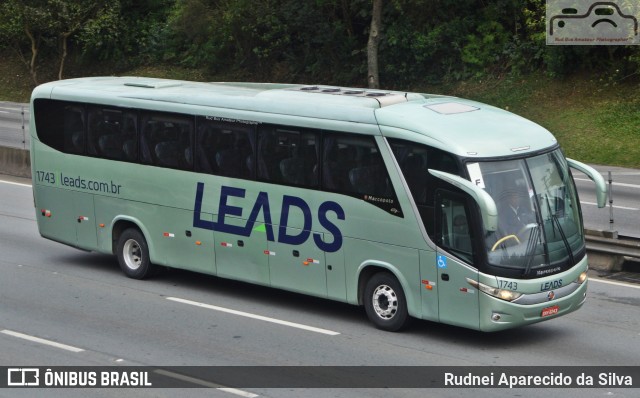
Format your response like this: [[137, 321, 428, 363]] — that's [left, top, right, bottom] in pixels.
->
[[0, 175, 639, 398]]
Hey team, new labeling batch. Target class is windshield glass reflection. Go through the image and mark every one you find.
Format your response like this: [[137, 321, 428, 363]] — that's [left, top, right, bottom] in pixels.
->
[[467, 149, 583, 273]]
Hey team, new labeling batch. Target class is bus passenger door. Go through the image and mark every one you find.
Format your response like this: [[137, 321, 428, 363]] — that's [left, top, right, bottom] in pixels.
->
[[435, 190, 480, 329], [268, 227, 327, 297], [214, 217, 270, 285]]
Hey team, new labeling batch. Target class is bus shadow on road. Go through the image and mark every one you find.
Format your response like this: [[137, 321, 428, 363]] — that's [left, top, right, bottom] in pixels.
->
[[404, 318, 571, 348]]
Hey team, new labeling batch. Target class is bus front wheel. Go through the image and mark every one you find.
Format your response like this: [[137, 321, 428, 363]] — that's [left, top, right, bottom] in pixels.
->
[[364, 272, 411, 332], [116, 228, 154, 279]]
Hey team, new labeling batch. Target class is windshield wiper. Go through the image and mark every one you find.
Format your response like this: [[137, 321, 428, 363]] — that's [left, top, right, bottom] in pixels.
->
[[552, 213, 574, 266], [543, 194, 575, 266], [522, 224, 540, 276]]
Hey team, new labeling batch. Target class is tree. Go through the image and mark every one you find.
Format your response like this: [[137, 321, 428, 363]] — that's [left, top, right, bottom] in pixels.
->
[[0, 0, 52, 85], [48, 0, 114, 80], [0, 0, 119, 84], [367, 0, 382, 88]]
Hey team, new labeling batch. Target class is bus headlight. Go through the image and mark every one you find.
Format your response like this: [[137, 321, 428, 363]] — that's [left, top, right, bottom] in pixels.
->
[[574, 271, 588, 284], [466, 278, 522, 302]]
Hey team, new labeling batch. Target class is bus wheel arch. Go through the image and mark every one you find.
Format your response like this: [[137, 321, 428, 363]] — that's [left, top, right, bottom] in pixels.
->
[[358, 266, 413, 332]]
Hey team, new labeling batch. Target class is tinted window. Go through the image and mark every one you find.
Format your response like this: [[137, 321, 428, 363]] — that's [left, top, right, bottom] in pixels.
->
[[322, 133, 392, 197], [437, 192, 474, 264], [389, 138, 461, 235], [87, 107, 137, 161], [33, 99, 85, 154], [257, 125, 319, 188], [141, 113, 194, 170], [195, 117, 255, 179], [389, 138, 460, 204]]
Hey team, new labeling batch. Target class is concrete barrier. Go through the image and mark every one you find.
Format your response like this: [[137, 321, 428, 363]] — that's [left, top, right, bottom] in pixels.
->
[[0, 146, 31, 178]]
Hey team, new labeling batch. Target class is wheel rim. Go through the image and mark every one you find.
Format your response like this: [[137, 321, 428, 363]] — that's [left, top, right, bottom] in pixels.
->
[[372, 284, 398, 320], [123, 239, 142, 271]]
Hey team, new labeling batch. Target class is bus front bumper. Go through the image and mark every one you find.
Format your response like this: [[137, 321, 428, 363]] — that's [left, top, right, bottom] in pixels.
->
[[478, 280, 588, 332]]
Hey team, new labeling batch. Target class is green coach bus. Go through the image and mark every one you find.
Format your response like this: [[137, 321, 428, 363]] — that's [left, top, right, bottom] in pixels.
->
[[29, 77, 606, 332]]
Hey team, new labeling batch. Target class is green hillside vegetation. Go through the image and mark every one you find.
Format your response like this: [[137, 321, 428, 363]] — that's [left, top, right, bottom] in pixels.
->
[[1, 0, 639, 168]]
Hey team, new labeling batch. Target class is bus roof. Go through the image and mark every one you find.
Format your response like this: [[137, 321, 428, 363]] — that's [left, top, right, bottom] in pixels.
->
[[33, 76, 557, 158]]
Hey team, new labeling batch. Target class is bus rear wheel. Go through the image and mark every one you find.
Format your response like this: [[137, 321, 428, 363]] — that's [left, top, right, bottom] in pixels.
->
[[116, 228, 154, 279], [364, 272, 411, 332]]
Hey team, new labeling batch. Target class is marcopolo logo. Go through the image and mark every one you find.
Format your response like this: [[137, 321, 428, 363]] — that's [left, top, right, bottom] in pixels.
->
[[547, 1, 639, 45]]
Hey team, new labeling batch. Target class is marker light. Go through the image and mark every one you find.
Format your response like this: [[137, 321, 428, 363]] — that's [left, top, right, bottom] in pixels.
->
[[466, 278, 522, 302], [575, 271, 588, 284]]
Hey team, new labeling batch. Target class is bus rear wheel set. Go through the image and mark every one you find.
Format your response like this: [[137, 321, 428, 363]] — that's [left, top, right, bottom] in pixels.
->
[[116, 228, 155, 279]]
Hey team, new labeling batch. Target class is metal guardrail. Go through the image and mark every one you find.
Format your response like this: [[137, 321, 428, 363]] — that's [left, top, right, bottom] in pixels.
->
[[0, 102, 30, 150], [585, 230, 640, 272], [586, 235, 640, 258]]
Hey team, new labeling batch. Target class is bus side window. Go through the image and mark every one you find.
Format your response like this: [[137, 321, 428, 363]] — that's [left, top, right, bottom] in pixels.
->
[[257, 125, 319, 188], [195, 117, 256, 179], [141, 113, 194, 170], [63, 105, 85, 155], [33, 99, 86, 155], [87, 107, 137, 161], [437, 192, 474, 264], [389, 138, 462, 239], [322, 133, 391, 197]]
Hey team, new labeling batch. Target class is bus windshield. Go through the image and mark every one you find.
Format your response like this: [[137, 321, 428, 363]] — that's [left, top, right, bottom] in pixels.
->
[[468, 149, 583, 274]]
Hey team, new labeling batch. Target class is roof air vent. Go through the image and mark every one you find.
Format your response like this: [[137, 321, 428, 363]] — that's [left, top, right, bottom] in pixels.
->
[[424, 102, 479, 115], [123, 81, 182, 89]]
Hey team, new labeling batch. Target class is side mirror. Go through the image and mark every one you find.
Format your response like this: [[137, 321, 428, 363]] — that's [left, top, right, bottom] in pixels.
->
[[428, 169, 498, 232], [566, 158, 607, 208]]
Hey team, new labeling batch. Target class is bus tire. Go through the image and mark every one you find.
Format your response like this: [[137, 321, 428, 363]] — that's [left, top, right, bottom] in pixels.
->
[[116, 228, 154, 279], [364, 272, 411, 332]]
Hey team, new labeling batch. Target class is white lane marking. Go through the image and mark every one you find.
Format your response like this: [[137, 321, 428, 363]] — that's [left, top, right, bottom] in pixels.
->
[[589, 277, 640, 290], [218, 388, 260, 397], [574, 177, 640, 190], [167, 297, 340, 336], [0, 179, 32, 188], [1, 329, 84, 352], [580, 201, 639, 211], [154, 369, 259, 397]]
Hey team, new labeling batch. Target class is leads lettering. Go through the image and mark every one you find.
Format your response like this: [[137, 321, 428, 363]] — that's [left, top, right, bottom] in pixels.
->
[[540, 279, 563, 291], [193, 182, 344, 252]]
